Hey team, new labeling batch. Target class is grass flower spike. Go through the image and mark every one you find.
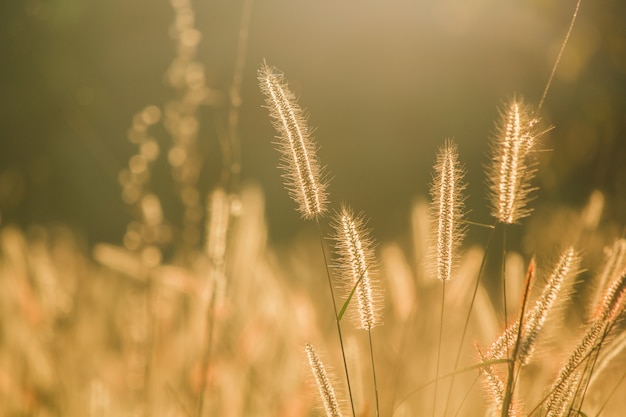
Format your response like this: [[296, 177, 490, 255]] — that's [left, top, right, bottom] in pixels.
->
[[486, 248, 579, 364], [332, 206, 381, 331], [487, 97, 539, 224], [258, 62, 328, 219], [306, 343, 344, 417], [429, 139, 467, 282]]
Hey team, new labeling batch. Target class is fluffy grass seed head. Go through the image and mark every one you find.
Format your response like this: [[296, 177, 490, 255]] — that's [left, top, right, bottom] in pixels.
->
[[518, 247, 579, 364], [487, 97, 540, 224], [429, 139, 467, 282], [305, 343, 344, 417], [486, 249, 579, 364], [331, 205, 382, 330], [545, 319, 607, 416], [477, 346, 520, 417], [592, 239, 626, 317], [258, 62, 328, 220]]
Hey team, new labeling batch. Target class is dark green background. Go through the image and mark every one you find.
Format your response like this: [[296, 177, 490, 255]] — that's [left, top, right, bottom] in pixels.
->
[[1, 0, 625, 248]]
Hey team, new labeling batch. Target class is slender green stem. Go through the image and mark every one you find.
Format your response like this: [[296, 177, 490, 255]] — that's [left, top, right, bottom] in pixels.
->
[[316, 219, 357, 417], [442, 224, 496, 417], [433, 281, 446, 417], [368, 329, 381, 417]]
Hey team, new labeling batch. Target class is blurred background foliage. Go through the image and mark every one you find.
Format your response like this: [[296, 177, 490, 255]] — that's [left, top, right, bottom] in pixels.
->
[[1, 0, 625, 248]]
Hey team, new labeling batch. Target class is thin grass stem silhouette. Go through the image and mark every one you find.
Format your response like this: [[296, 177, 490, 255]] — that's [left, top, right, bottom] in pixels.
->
[[394, 358, 511, 415], [368, 330, 381, 417], [510, 259, 537, 410], [331, 206, 381, 416], [459, 220, 496, 229], [453, 374, 480, 417], [536, 0, 582, 115], [593, 369, 626, 417], [167, 384, 192, 417], [570, 325, 612, 417], [316, 219, 357, 417], [504, 257, 536, 417], [442, 225, 496, 417]]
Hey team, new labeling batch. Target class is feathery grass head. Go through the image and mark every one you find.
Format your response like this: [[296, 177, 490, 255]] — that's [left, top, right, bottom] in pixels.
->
[[331, 205, 382, 330], [305, 343, 344, 417], [594, 270, 626, 322], [429, 139, 467, 282], [487, 97, 540, 224], [519, 248, 578, 364], [477, 346, 520, 417], [486, 248, 579, 364], [592, 239, 626, 316], [545, 319, 607, 417], [258, 62, 328, 220]]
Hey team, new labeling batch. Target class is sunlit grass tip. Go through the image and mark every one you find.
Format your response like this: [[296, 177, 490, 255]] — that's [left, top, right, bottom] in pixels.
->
[[429, 139, 467, 282], [331, 205, 382, 331], [487, 97, 540, 224], [258, 62, 328, 220], [305, 343, 344, 417]]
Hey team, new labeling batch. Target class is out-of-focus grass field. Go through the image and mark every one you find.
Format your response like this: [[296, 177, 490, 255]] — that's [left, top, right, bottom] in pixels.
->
[[1, 1, 626, 416]]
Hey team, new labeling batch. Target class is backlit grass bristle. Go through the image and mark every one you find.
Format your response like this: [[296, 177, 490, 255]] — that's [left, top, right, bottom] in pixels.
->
[[545, 319, 608, 416], [486, 248, 579, 364], [258, 62, 328, 219], [487, 97, 539, 224], [477, 346, 519, 417], [592, 239, 626, 315], [305, 343, 344, 417], [595, 271, 626, 321], [519, 248, 578, 363], [429, 139, 467, 282], [332, 205, 382, 331]]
